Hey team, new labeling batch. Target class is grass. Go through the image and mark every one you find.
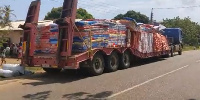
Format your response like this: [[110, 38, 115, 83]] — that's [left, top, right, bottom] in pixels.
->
[[25, 67, 43, 72], [183, 46, 200, 51]]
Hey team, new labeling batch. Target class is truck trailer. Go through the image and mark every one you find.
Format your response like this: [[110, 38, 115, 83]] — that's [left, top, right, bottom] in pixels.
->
[[19, 0, 176, 76]]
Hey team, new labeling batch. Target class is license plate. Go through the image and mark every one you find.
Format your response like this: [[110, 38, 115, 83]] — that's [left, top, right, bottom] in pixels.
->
[[42, 64, 50, 68]]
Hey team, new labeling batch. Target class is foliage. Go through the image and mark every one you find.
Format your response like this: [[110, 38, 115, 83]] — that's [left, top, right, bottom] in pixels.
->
[[114, 10, 149, 24], [0, 5, 14, 47], [44, 7, 94, 20], [0, 5, 14, 28], [161, 17, 200, 46]]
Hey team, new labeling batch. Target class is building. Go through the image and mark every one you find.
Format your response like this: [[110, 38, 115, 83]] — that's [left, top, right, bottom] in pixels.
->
[[0, 19, 82, 46], [0, 20, 54, 45]]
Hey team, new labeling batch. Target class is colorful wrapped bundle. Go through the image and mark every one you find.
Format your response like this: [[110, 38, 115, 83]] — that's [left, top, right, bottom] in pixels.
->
[[161, 35, 170, 51], [147, 33, 154, 53], [72, 41, 108, 52], [135, 25, 154, 53], [153, 33, 162, 52], [119, 19, 136, 31], [34, 24, 59, 54], [107, 33, 126, 47], [38, 25, 51, 33]]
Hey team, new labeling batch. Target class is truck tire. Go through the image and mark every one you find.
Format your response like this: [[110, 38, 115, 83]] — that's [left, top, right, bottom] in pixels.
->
[[162, 54, 170, 58], [178, 45, 182, 55], [88, 53, 105, 76], [105, 52, 119, 72], [43, 68, 62, 74], [178, 50, 182, 55], [119, 51, 131, 69], [170, 46, 174, 57]]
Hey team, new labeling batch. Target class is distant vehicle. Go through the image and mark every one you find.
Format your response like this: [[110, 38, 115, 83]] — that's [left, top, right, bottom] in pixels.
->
[[162, 28, 183, 56]]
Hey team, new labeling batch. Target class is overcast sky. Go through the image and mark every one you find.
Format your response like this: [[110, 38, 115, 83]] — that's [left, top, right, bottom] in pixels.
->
[[0, 0, 200, 23]]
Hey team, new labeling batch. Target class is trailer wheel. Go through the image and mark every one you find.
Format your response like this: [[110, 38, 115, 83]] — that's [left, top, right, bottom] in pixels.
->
[[43, 68, 62, 74], [88, 53, 105, 76], [119, 51, 131, 69], [105, 52, 119, 72]]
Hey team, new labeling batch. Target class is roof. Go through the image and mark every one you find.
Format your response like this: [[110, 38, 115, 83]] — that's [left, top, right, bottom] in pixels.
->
[[0, 21, 24, 31], [0, 19, 83, 31]]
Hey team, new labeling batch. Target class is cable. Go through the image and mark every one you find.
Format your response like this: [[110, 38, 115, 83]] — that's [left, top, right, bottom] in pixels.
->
[[153, 5, 200, 9]]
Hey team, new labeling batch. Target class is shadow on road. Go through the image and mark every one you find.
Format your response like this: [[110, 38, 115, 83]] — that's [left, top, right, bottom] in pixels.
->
[[62, 91, 113, 100], [23, 91, 52, 100], [131, 57, 166, 67], [22, 70, 91, 86], [1, 57, 168, 87]]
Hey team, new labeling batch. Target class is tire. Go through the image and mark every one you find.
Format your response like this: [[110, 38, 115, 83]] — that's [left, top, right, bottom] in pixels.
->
[[178, 45, 182, 55], [178, 50, 182, 55], [170, 46, 174, 57], [119, 51, 131, 69], [88, 53, 105, 76], [43, 68, 62, 74], [105, 52, 119, 72], [162, 54, 170, 58]]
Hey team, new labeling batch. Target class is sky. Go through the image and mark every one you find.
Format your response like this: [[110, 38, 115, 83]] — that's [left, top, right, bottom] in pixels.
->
[[0, 0, 200, 23]]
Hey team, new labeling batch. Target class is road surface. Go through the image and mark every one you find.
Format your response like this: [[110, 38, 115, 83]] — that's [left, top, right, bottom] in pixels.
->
[[0, 50, 200, 100]]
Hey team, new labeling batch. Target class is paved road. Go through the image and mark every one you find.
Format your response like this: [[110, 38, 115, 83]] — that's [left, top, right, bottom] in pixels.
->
[[0, 50, 200, 100]]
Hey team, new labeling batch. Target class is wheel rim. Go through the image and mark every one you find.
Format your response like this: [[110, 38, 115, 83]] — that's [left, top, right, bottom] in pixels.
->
[[93, 58, 102, 71], [110, 56, 117, 67], [123, 54, 129, 66]]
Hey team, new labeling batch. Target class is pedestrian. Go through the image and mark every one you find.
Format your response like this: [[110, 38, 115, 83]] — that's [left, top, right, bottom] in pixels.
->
[[10, 43, 14, 57], [1, 48, 7, 65], [17, 46, 22, 61], [6, 45, 10, 57], [13, 44, 18, 57]]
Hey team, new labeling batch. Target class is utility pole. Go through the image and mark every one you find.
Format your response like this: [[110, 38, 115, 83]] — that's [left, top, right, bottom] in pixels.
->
[[150, 8, 154, 24]]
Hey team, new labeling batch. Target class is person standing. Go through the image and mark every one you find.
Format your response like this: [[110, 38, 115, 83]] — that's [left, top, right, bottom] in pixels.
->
[[1, 48, 6, 65], [17, 46, 22, 61], [10, 43, 14, 57], [13, 44, 18, 57], [6, 45, 10, 57]]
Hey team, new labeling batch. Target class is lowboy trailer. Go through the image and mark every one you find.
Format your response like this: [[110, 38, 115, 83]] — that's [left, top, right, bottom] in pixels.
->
[[20, 0, 173, 76]]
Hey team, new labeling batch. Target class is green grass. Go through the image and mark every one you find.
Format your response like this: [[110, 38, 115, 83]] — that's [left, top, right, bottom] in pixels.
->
[[25, 67, 43, 72], [183, 46, 200, 51]]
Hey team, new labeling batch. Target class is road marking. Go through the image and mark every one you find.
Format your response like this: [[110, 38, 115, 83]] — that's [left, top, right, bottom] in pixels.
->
[[105, 65, 189, 99], [196, 60, 200, 63]]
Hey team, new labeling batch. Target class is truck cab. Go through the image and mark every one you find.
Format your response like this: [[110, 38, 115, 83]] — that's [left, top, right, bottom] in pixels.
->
[[162, 28, 183, 56]]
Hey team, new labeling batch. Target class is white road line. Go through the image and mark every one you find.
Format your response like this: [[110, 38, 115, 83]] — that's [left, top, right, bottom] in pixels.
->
[[105, 65, 189, 99]]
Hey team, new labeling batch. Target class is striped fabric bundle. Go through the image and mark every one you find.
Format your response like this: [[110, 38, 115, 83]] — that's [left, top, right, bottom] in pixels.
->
[[34, 24, 59, 54]]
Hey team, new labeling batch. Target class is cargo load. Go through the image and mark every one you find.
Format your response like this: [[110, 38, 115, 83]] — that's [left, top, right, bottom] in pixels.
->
[[72, 20, 127, 52], [33, 19, 170, 55], [34, 24, 59, 55]]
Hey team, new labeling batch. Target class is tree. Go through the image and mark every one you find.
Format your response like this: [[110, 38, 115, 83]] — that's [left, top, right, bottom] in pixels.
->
[[162, 16, 200, 46], [44, 7, 94, 20], [0, 5, 14, 28], [114, 10, 149, 24], [0, 5, 15, 47]]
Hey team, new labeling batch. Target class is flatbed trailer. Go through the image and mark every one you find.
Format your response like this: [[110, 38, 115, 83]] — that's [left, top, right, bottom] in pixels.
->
[[20, 0, 171, 75]]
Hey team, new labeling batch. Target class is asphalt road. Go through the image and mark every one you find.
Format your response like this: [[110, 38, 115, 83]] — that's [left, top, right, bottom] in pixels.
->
[[0, 50, 200, 100]]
